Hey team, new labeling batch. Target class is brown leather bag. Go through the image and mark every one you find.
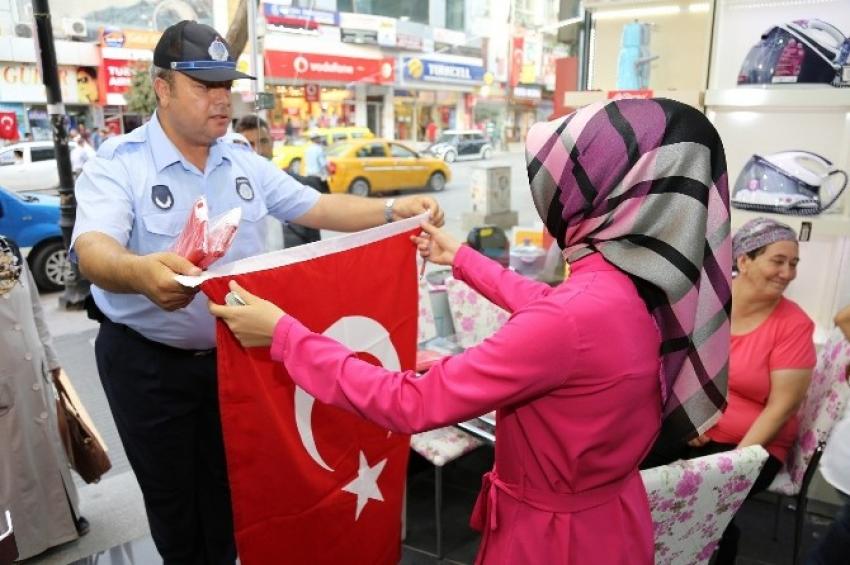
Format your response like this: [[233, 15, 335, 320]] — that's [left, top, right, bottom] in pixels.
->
[[54, 377, 112, 484]]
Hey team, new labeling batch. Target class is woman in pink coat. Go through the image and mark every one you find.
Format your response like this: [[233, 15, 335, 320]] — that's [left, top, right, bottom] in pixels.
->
[[210, 98, 732, 564]]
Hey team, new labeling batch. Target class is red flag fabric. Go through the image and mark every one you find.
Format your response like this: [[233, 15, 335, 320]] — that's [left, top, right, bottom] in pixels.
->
[[0, 112, 19, 141], [198, 217, 421, 564]]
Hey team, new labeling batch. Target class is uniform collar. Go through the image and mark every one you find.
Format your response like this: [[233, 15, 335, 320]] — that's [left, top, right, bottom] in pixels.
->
[[147, 112, 229, 174]]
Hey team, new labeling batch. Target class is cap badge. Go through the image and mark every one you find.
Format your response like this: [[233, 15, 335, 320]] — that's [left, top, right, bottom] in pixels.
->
[[209, 38, 229, 62]]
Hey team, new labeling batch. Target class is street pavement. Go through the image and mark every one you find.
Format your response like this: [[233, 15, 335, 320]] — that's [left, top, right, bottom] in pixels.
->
[[22, 148, 532, 564]]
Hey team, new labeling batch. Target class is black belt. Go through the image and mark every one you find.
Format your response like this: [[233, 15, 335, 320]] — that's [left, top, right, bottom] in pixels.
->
[[103, 318, 216, 357]]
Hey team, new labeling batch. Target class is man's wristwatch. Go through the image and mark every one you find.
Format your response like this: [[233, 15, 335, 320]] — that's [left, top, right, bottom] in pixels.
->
[[384, 198, 396, 223]]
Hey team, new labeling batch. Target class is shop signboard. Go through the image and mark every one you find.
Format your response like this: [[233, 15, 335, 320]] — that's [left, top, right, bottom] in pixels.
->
[[99, 58, 136, 105], [520, 32, 543, 85], [266, 51, 395, 84], [263, 3, 339, 29], [339, 13, 396, 47], [99, 27, 161, 50], [432, 27, 465, 47], [513, 85, 543, 100], [401, 57, 485, 85], [304, 83, 321, 102], [395, 19, 430, 51], [0, 63, 83, 104]]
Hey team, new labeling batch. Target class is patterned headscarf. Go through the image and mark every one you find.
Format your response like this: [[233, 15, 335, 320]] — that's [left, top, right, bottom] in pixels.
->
[[526, 98, 732, 444], [0, 235, 23, 295], [732, 217, 797, 263]]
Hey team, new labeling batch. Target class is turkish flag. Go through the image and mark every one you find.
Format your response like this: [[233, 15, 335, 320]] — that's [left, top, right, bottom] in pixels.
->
[[0, 112, 19, 141], [199, 218, 420, 564]]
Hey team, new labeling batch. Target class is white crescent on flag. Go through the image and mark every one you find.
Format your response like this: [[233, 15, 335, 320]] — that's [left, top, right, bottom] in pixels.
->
[[295, 315, 401, 472]]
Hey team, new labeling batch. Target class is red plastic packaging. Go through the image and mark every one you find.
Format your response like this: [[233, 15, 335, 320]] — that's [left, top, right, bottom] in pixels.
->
[[197, 207, 241, 269], [170, 196, 241, 270]]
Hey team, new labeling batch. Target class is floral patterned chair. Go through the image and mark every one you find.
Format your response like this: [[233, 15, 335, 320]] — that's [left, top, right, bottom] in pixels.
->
[[409, 281, 487, 559], [767, 326, 850, 564], [417, 279, 437, 345], [641, 445, 769, 565], [445, 277, 510, 349]]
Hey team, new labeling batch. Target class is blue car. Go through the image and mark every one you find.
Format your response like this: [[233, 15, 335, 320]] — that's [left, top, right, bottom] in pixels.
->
[[0, 185, 67, 292]]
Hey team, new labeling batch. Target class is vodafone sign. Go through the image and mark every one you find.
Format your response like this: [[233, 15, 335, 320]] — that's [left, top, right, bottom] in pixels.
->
[[266, 51, 395, 84]]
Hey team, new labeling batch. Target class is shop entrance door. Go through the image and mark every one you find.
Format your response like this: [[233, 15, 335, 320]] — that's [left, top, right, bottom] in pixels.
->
[[367, 102, 382, 137]]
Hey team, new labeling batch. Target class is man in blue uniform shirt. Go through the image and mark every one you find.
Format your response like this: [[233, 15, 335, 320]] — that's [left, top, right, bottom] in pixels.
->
[[71, 21, 443, 564]]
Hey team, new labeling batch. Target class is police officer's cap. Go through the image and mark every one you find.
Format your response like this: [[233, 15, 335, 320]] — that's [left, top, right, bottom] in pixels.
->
[[154, 20, 255, 83]]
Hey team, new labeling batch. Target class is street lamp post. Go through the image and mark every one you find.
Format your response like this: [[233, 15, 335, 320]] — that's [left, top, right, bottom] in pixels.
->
[[31, 0, 89, 309]]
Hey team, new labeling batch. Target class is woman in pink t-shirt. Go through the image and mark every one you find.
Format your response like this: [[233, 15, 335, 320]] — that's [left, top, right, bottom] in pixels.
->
[[643, 216, 816, 564]]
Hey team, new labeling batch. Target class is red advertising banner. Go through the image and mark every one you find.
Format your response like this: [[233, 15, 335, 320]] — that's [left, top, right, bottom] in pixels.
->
[[266, 51, 395, 84], [99, 58, 135, 104], [304, 83, 321, 102], [510, 36, 524, 88]]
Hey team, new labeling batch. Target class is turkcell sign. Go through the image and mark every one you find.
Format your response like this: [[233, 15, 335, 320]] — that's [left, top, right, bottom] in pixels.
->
[[402, 57, 484, 84]]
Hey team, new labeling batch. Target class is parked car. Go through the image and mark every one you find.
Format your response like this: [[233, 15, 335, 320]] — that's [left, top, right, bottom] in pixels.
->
[[0, 140, 76, 192], [0, 184, 66, 291], [326, 139, 451, 196], [426, 130, 492, 163], [273, 127, 374, 174]]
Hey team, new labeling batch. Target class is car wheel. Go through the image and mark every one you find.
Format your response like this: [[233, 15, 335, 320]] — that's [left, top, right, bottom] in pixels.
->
[[428, 172, 446, 192], [349, 178, 371, 197], [30, 240, 67, 292], [287, 158, 301, 175], [482, 147, 492, 160], [444, 150, 456, 163]]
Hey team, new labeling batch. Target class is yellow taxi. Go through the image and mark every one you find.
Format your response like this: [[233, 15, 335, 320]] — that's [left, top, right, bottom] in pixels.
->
[[326, 138, 451, 196], [272, 127, 374, 173]]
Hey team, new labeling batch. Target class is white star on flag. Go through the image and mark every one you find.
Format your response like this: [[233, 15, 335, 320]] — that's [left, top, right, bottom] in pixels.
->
[[342, 451, 387, 521]]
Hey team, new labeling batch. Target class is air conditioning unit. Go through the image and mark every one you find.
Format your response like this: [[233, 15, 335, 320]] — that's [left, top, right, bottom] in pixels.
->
[[62, 18, 87, 39], [14, 23, 32, 38]]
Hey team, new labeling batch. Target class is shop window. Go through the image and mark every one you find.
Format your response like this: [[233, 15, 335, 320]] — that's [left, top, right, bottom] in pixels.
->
[[357, 143, 387, 158], [337, 0, 429, 25], [390, 144, 416, 159], [30, 147, 55, 162], [446, 0, 465, 31]]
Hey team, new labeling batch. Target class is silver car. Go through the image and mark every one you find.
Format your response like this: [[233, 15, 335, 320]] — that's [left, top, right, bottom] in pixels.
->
[[0, 141, 76, 192]]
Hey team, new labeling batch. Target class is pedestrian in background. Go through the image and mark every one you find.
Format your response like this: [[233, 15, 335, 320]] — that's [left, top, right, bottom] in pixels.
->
[[0, 236, 89, 560], [426, 120, 438, 143], [234, 115, 322, 247], [303, 132, 329, 193], [233, 115, 273, 159], [70, 132, 96, 177]]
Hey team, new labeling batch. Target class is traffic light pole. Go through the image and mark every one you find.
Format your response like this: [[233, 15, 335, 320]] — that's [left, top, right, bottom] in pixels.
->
[[32, 0, 89, 309]]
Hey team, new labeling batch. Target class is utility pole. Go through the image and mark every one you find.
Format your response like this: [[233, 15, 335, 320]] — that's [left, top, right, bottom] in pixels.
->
[[32, 0, 88, 309]]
